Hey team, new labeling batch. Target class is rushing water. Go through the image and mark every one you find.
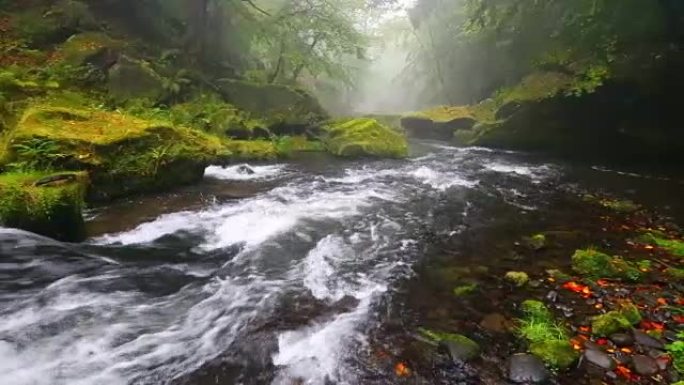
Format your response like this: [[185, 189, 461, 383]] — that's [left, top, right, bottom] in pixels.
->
[[1, 142, 682, 385]]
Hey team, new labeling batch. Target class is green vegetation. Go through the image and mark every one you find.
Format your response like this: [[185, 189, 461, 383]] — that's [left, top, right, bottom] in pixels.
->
[[0, 171, 87, 241], [516, 300, 578, 369], [504, 271, 529, 287], [666, 267, 684, 281], [323, 118, 408, 158], [666, 332, 684, 374], [5, 104, 232, 201], [638, 231, 684, 257], [591, 302, 642, 336], [571, 249, 642, 281]]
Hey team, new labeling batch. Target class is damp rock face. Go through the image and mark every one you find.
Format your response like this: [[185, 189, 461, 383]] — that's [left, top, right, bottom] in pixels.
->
[[508, 354, 551, 383]]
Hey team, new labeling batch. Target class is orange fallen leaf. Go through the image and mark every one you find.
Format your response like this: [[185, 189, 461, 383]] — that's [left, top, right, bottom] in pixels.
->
[[395, 362, 411, 377]]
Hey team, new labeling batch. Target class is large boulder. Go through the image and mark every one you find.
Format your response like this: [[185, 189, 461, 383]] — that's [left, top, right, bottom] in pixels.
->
[[107, 56, 166, 103], [322, 118, 408, 158], [401, 105, 481, 141], [0, 171, 87, 242], [216, 79, 328, 131], [5, 103, 232, 201]]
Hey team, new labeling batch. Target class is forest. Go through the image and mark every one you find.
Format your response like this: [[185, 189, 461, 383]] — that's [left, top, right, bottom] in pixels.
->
[[1, 1, 684, 385]]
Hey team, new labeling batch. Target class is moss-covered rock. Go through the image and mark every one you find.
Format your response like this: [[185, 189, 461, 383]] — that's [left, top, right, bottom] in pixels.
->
[[591, 301, 642, 336], [216, 79, 328, 129], [5, 104, 232, 201], [505, 271, 530, 287], [322, 118, 408, 158], [516, 300, 579, 369], [419, 328, 481, 362], [571, 249, 643, 281], [453, 282, 478, 296], [107, 56, 166, 103], [0, 171, 87, 241]]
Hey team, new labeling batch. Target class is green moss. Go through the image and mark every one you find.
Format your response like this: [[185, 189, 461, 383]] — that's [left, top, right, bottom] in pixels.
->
[[547, 269, 572, 282], [516, 300, 578, 368], [495, 72, 575, 106], [638, 231, 684, 257], [666, 334, 684, 374], [505, 271, 530, 287], [529, 340, 578, 369], [524, 233, 547, 250], [224, 140, 278, 161], [453, 282, 478, 296], [591, 312, 633, 336], [666, 267, 684, 281], [323, 118, 408, 158], [571, 249, 642, 281], [6, 103, 232, 201], [0, 171, 87, 241]]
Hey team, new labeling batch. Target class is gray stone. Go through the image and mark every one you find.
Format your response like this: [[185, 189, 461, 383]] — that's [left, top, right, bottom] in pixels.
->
[[633, 330, 665, 350], [583, 349, 617, 370], [632, 355, 659, 376], [508, 353, 551, 383], [610, 333, 635, 347]]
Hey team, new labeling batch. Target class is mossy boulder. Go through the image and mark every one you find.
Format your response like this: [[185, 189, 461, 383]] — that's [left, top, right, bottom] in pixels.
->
[[216, 79, 328, 130], [571, 249, 643, 281], [5, 104, 232, 201], [107, 56, 166, 103], [401, 105, 481, 141], [419, 328, 481, 362], [322, 118, 408, 158], [0, 171, 87, 241], [167, 94, 271, 140]]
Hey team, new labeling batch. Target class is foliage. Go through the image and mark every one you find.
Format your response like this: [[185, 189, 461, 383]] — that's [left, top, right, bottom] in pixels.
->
[[637, 231, 684, 257], [666, 332, 684, 374]]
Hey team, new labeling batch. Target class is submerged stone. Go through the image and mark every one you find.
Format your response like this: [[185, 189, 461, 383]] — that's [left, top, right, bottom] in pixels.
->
[[420, 329, 480, 362], [631, 355, 659, 375], [508, 353, 551, 383], [633, 330, 665, 350]]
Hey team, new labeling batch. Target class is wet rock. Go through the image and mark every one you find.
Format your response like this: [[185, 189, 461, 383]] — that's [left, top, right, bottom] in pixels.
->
[[633, 330, 665, 350], [664, 330, 679, 342], [440, 336, 481, 363], [610, 333, 635, 347], [613, 352, 631, 365], [508, 354, 550, 383], [584, 349, 617, 370], [546, 290, 558, 303], [237, 165, 256, 175], [632, 355, 659, 375], [331, 295, 360, 312], [480, 313, 510, 333], [583, 341, 604, 351]]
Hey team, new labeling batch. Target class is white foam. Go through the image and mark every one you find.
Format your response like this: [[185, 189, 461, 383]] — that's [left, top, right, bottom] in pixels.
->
[[484, 162, 553, 178], [409, 166, 478, 190], [205, 164, 287, 181]]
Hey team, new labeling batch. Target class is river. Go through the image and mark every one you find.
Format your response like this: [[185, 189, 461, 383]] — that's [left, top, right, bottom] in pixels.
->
[[1, 141, 682, 385]]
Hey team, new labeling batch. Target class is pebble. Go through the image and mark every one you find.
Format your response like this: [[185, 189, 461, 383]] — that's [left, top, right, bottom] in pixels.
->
[[546, 290, 558, 303], [584, 349, 617, 370], [610, 333, 634, 347], [633, 330, 665, 350], [508, 354, 551, 384], [632, 355, 659, 376]]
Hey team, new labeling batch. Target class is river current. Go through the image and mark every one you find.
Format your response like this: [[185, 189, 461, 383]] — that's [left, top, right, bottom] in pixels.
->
[[1, 142, 682, 385]]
